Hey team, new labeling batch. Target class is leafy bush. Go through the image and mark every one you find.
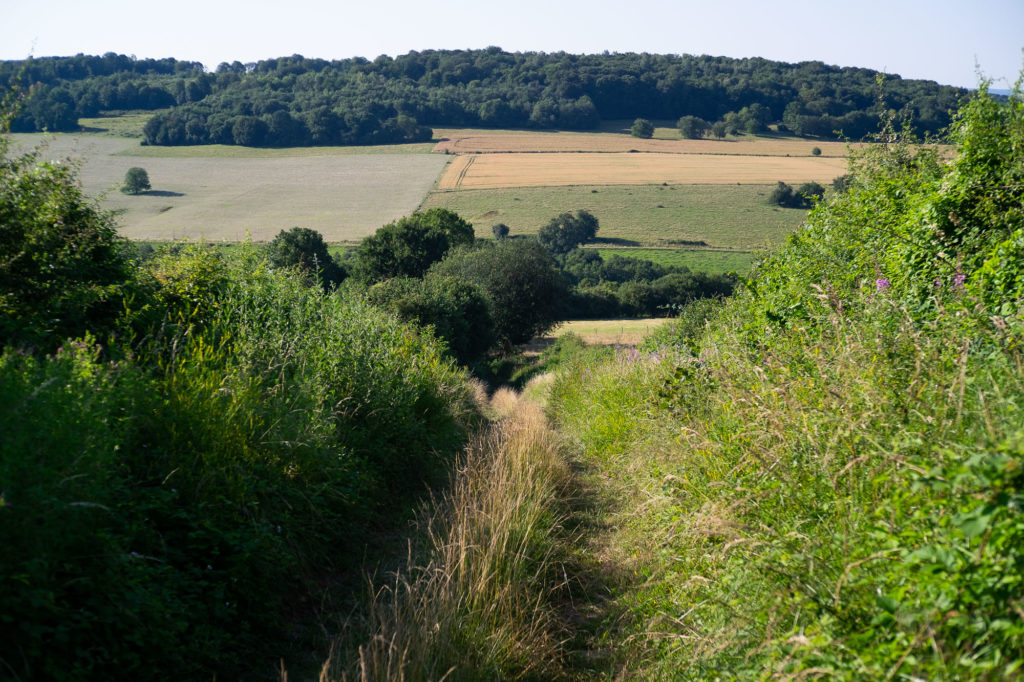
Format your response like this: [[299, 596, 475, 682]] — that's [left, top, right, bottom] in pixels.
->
[[354, 208, 474, 282], [367, 274, 495, 365], [266, 226, 345, 288], [536, 209, 600, 255], [631, 117, 654, 138], [0, 145, 138, 350], [429, 240, 567, 349]]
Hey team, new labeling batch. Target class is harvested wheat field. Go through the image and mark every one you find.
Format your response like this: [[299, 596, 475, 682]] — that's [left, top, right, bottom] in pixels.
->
[[436, 152, 848, 190], [433, 129, 858, 157]]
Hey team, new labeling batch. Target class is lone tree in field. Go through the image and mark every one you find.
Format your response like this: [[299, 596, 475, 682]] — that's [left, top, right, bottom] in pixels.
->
[[631, 118, 654, 139], [491, 223, 510, 240], [121, 167, 150, 194]]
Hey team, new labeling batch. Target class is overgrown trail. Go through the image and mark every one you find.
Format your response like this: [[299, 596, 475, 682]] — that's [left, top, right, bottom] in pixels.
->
[[323, 379, 608, 680]]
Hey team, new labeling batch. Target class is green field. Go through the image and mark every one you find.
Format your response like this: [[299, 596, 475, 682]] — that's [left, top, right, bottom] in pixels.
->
[[591, 247, 757, 274], [78, 110, 161, 138], [420, 183, 808, 249]]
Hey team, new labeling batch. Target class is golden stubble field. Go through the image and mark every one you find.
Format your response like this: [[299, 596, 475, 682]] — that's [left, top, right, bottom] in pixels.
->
[[433, 129, 857, 157], [436, 152, 848, 190]]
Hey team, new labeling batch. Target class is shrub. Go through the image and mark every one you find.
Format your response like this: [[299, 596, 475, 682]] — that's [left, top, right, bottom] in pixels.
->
[[266, 226, 345, 288], [354, 208, 475, 282], [631, 117, 654, 138], [367, 274, 496, 364]]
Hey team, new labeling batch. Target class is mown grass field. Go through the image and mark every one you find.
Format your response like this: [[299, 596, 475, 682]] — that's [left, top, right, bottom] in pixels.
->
[[435, 152, 847, 190], [551, 318, 670, 345], [591, 247, 758, 274], [11, 133, 447, 241], [420, 183, 808, 249]]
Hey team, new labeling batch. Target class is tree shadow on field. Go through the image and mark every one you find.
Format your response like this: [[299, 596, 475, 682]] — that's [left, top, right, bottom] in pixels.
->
[[141, 190, 185, 197], [591, 237, 641, 247]]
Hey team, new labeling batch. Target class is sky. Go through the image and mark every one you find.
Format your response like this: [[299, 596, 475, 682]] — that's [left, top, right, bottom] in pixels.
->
[[2, 0, 1022, 90]]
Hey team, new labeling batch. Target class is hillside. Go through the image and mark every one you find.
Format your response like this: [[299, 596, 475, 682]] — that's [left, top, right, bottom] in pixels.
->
[[3, 49, 965, 146], [1, 76, 1021, 680]]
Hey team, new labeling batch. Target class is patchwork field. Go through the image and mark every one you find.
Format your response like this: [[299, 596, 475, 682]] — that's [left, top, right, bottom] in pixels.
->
[[11, 133, 447, 241], [13, 121, 845, 250]]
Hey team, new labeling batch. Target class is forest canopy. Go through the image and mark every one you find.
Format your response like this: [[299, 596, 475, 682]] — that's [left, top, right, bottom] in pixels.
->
[[2, 49, 966, 146]]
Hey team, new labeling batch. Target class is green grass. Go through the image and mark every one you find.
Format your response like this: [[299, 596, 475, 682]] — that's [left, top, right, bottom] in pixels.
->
[[591, 247, 757, 274], [420, 184, 808, 250], [78, 109, 165, 138]]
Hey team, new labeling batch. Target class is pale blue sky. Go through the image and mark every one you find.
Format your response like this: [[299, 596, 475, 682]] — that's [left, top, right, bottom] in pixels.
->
[[2, 0, 1021, 89]]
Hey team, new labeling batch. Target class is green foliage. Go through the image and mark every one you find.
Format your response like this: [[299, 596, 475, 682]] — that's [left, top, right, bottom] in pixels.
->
[[366, 274, 495, 365], [0, 127, 481, 676], [3, 51, 964, 143], [429, 239, 568, 349], [267, 226, 345, 288], [677, 115, 709, 139], [631, 117, 654, 138], [0, 147, 137, 350], [355, 208, 475, 282], [0, 255, 480, 679], [121, 166, 150, 194], [547, 84, 1024, 678], [768, 180, 825, 209], [537, 209, 600, 255], [560, 248, 737, 317], [491, 222, 510, 239]]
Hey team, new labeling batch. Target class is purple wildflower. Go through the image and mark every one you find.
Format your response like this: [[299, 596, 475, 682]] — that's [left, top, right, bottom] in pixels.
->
[[876, 278, 890, 291], [953, 273, 966, 288]]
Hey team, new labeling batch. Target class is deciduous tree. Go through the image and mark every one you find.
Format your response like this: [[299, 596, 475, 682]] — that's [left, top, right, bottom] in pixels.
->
[[121, 166, 150, 194]]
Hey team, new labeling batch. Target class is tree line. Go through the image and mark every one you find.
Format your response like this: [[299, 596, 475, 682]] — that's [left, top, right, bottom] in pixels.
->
[[262, 207, 737, 369], [2, 49, 966, 145]]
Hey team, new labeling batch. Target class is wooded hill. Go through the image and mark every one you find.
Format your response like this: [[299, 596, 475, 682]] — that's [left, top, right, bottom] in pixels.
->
[[3, 49, 966, 146]]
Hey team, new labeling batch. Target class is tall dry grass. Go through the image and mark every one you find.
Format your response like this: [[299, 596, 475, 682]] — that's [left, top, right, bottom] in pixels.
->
[[331, 391, 572, 681]]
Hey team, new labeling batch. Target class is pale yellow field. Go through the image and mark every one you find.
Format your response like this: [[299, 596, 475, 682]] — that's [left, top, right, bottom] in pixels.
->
[[436, 152, 848, 190], [11, 133, 448, 241], [553, 318, 670, 345], [433, 129, 857, 157]]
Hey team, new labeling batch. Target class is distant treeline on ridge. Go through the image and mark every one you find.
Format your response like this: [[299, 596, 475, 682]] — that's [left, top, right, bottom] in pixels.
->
[[2, 48, 966, 147]]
